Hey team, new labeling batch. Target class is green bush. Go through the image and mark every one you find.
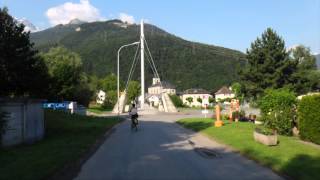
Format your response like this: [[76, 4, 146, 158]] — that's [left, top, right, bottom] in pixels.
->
[[259, 88, 296, 135], [102, 90, 117, 109], [261, 107, 295, 135], [169, 94, 184, 107], [298, 94, 320, 144]]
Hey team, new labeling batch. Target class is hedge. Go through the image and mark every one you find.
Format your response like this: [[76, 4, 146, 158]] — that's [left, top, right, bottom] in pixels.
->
[[298, 94, 320, 144], [169, 94, 184, 107]]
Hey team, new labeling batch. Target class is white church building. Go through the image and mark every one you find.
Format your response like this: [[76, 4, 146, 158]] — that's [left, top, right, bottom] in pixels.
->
[[146, 78, 176, 107]]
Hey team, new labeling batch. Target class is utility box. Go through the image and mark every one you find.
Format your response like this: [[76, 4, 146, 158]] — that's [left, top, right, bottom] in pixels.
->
[[0, 98, 45, 147]]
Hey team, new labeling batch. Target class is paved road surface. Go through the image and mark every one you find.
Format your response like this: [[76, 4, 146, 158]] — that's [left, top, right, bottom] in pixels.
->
[[74, 112, 283, 180]]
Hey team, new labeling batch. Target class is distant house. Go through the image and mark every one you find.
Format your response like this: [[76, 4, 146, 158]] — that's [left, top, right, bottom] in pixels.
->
[[148, 78, 176, 95], [215, 86, 235, 101], [96, 90, 106, 104], [146, 94, 161, 107], [181, 88, 212, 107], [147, 78, 176, 107]]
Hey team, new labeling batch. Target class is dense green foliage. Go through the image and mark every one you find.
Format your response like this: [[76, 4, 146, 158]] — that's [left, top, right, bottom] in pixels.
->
[[298, 95, 320, 144], [240, 28, 296, 98], [41, 46, 92, 106], [258, 89, 296, 135], [31, 20, 246, 91], [289, 46, 320, 94], [100, 74, 118, 108], [186, 97, 193, 105], [126, 81, 140, 104], [240, 29, 319, 98], [177, 118, 320, 180], [0, 110, 119, 180], [169, 94, 184, 107], [196, 97, 202, 104], [0, 8, 49, 97]]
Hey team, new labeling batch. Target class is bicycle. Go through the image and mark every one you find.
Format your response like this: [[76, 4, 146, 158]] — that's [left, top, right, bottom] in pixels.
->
[[131, 115, 139, 131]]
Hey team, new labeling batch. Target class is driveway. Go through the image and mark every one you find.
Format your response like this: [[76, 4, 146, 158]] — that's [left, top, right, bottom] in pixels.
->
[[74, 112, 283, 180]]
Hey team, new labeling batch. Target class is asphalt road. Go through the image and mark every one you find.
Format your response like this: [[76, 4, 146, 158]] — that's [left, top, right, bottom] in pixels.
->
[[74, 112, 283, 180]]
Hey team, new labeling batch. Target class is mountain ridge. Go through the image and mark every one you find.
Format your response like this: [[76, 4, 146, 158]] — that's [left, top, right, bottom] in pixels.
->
[[31, 19, 246, 91]]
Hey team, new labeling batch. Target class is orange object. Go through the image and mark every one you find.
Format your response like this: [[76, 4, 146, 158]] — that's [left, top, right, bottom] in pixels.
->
[[215, 120, 223, 127], [214, 105, 223, 127]]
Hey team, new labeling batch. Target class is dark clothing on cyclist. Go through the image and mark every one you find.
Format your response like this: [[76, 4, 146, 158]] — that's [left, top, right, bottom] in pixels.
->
[[129, 106, 138, 125]]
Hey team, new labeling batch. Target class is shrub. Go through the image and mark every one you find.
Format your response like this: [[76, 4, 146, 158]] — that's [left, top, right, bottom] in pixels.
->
[[298, 94, 320, 144], [261, 107, 295, 135], [258, 88, 296, 135], [169, 94, 184, 107], [102, 90, 117, 109]]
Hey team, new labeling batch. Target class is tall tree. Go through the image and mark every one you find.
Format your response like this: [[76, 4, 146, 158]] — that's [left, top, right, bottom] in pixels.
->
[[289, 45, 319, 94], [41, 46, 92, 105], [126, 81, 140, 103], [240, 28, 295, 98], [0, 7, 49, 97]]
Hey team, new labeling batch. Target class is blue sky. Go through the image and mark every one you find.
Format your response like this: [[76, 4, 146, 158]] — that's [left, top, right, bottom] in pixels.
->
[[1, 0, 320, 53]]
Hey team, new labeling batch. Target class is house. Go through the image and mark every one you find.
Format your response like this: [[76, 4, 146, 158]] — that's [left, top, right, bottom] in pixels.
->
[[181, 88, 213, 107], [96, 90, 106, 104], [147, 78, 176, 107], [215, 86, 235, 101], [148, 78, 176, 95], [146, 94, 161, 107]]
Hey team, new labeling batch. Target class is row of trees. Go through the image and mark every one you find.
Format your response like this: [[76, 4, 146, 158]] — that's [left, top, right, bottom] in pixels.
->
[[0, 8, 141, 107]]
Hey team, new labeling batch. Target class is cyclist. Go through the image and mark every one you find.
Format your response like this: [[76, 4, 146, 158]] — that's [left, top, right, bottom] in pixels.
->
[[129, 104, 139, 130]]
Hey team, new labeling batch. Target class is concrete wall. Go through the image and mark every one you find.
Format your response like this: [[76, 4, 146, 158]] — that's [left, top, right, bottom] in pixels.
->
[[0, 98, 45, 147]]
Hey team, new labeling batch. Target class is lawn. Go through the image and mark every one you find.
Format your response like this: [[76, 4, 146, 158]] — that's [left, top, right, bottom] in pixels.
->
[[0, 110, 120, 180], [87, 104, 112, 114], [177, 118, 320, 180]]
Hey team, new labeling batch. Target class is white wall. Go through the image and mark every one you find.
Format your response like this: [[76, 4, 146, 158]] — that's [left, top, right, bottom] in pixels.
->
[[215, 93, 235, 101], [148, 86, 175, 95], [181, 94, 213, 107]]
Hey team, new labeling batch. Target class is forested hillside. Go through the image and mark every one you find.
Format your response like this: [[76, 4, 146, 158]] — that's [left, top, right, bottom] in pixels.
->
[[31, 19, 246, 91]]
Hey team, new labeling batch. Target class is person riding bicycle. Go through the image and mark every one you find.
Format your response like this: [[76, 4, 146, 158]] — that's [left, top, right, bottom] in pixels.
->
[[129, 104, 138, 126]]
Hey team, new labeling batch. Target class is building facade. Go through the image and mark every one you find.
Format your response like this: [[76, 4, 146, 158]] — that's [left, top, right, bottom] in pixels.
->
[[181, 89, 212, 107], [215, 86, 235, 101], [96, 90, 106, 104], [147, 78, 176, 107]]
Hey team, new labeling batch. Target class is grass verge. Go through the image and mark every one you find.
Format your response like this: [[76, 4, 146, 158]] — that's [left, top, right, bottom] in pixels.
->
[[0, 110, 120, 180], [87, 105, 112, 114], [177, 118, 320, 180]]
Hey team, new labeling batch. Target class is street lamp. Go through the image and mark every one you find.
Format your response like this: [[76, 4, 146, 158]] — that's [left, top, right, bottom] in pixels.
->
[[117, 41, 140, 116]]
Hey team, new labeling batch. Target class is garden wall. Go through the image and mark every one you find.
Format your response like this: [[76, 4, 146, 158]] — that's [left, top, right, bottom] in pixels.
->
[[0, 98, 45, 147]]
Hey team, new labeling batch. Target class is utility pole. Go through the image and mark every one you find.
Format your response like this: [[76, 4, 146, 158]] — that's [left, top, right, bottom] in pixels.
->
[[140, 19, 145, 109]]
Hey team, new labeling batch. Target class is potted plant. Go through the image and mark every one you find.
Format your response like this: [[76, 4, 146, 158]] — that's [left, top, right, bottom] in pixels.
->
[[253, 126, 277, 146]]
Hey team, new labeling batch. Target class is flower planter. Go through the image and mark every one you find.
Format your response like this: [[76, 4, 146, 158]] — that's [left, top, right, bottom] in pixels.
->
[[253, 129, 278, 146]]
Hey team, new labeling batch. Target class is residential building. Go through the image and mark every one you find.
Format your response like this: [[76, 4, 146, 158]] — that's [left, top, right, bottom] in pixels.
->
[[147, 78, 176, 107], [181, 88, 212, 107], [148, 78, 176, 95], [96, 90, 106, 104], [215, 86, 235, 101]]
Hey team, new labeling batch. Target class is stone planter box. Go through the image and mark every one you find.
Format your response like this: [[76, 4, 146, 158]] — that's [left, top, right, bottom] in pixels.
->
[[253, 129, 278, 146]]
